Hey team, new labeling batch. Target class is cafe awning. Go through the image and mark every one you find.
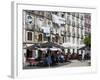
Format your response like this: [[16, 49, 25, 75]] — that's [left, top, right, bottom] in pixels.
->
[[26, 43, 41, 50], [40, 42, 65, 49], [49, 47, 62, 51]]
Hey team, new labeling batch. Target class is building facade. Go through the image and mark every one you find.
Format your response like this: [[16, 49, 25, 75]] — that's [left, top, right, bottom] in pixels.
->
[[23, 10, 91, 57]]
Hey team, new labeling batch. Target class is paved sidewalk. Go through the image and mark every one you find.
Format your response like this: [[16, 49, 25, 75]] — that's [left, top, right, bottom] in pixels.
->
[[23, 60, 91, 69], [60, 60, 91, 67]]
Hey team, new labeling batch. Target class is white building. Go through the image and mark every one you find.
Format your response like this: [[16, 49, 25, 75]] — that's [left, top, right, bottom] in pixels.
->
[[23, 10, 91, 58], [51, 12, 90, 55]]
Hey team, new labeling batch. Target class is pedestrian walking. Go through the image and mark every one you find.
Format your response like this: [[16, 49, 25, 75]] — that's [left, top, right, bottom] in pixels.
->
[[82, 52, 85, 61], [46, 54, 52, 67]]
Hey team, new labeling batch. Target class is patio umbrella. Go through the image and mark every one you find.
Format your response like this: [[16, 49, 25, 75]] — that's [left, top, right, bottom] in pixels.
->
[[61, 43, 72, 49], [49, 47, 62, 51], [26, 43, 41, 50], [38, 48, 47, 51], [78, 46, 86, 50], [78, 46, 90, 50], [40, 42, 65, 49]]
